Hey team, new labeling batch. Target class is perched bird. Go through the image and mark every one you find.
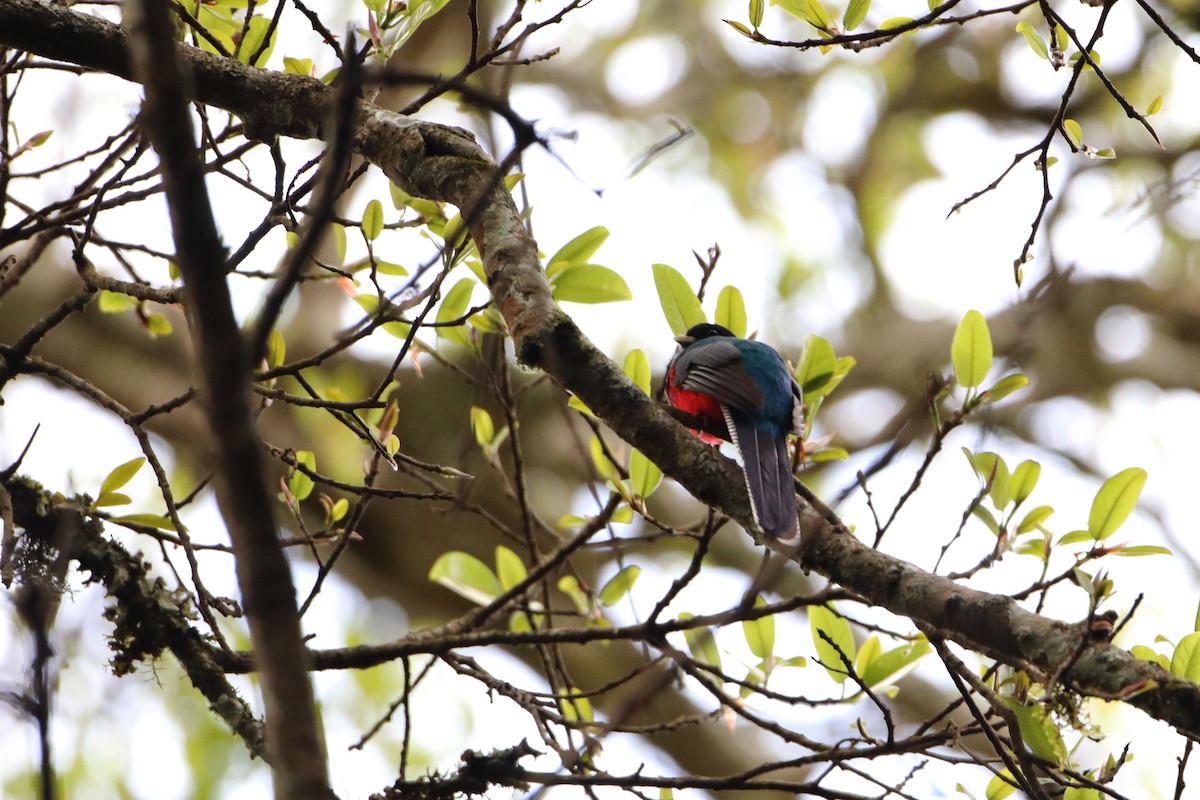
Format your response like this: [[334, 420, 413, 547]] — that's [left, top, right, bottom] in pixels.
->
[[666, 323, 804, 542]]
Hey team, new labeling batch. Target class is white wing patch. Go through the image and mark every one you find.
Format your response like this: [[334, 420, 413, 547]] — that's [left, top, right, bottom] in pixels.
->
[[721, 403, 761, 526]]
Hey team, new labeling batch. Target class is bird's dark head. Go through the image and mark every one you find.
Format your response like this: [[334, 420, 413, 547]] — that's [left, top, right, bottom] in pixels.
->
[[674, 323, 736, 347]]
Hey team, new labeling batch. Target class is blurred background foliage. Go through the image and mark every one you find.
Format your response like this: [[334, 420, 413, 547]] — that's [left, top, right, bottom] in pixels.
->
[[3, 0, 1200, 797]]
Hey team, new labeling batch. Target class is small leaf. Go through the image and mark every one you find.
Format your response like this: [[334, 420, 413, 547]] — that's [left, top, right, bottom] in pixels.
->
[[652, 263, 706, 336], [100, 457, 146, 497], [1130, 644, 1170, 670], [267, 329, 286, 369], [861, 635, 931, 688], [494, 546, 527, 591], [332, 222, 347, 265], [99, 290, 135, 314], [742, 596, 776, 659], [843, 0, 870, 32], [145, 313, 173, 338], [470, 406, 495, 448], [598, 565, 640, 606], [330, 498, 349, 523], [429, 551, 503, 606], [283, 56, 313, 76], [951, 309, 992, 389], [1063, 118, 1084, 149], [111, 513, 176, 531], [724, 19, 756, 38], [1172, 632, 1200, 681], [1003, 699, 1067, 764], [1112, 545, 1171, 557], [1087, 467, 1147, 540], [714, 286, 748, 338], [679, 612, 721, 669], [1092, 147, 1116, 159], [986, 771, 1016, 800], [94, 492, 132, 508], [557, 575, 591, 616], [1009, 460, 1041, 506], [237, 15, 278, 66], [810, 603, 855, 684], [436, 278, 476, 347], [362, 199, 384, 241], [1147, 94, 1163, 116], [623, 349, 652, 395], [1017, 505, 1054, 534], [1057, 529, 1093, 546], [1015, 21, 1050, 61], [551, 265, 632, 304], [288, 451, 315, 501], [796, 334, 837, 396], [749, 0, 765, 27], [981, 373, 1029, 404], [630, 449, 663, 499], [546, 226, 610, 277], [590, 436, 620, 482]]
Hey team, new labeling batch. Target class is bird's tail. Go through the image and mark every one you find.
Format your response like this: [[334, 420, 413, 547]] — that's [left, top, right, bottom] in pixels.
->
[[722, 408, 799, 543]]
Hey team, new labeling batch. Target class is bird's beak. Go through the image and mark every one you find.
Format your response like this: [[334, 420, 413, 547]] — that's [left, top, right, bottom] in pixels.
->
[[674, 335, 694, 346]]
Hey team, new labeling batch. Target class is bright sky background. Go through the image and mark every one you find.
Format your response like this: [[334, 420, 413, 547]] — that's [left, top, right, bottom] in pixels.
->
[[2, 0, 1199, 797]]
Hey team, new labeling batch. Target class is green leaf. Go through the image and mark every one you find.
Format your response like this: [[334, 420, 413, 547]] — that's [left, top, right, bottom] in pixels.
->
[[94, 492, 132, 508], [429, 551, 503, 606], [98, 290, 135, 314], [362, 199, 384, 241], [551, 265, 632, 304], [1057, 529, 1093, 545], [386, 0, 452, 54], [652, 263, 706, 336], [679, 613, 721, 669], [1112, 545, 1171, 557], [796, 334, 837, 396], [1147, 94, 1163, 115], [557, 575, 591, 616], [1015, 21, 1049, 61], [329, 498, 349, 523], [1172, 632, 1200, 681], [598, 565, 640, 606], [355, 294, 411, 339], [436, 278, 475, 347], [951, 309, 992, 389], [1092, 147, 1116, 159], [494, 546, 527, 591], [283, 56, 313, 76], [724, 19, 756, 38], [546, 226, 610, 277], [1003, 699, 1067, 764], [111, 513, 176, 531], [985, 771, 1016, 800], [1017, 504, 1054, 534], [1063, 787, 1101, 800], [100, 457, 146, 497], [288, 451, 315, 501], [714, 286, 747, 338], [982, 373, 1029, 404], [145, 313, 173, 338], [630, 449, 663, 499], [771, 0, 831, 29], [237, 15, 277, 66], [332, 222, 347, 265], [623, 349, 652, 395], [843, 0, 870, 31], [742, 596, 775, 659], [860, 635, 931, 688], [1087, 467, 1147, 540], [1063, 118, 1084, 149], [589, 436, 620, 482], [749, 0, 765, 27], [1130, 644, 1169, 670], [1008, 460, 1040, 507], [810, 603, 855, 683], [470, 406, 495, 447], [558, 689, 593, 723], [964, 450, 1010, 509], [267, 329, 286, 369]]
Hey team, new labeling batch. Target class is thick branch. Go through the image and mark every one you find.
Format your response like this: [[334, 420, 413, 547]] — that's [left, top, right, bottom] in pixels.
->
[[120, 2, 332, 798], [2, 0, 1197, 741]]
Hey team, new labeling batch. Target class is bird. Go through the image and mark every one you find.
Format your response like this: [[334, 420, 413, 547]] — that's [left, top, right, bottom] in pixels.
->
[[666, 323, 804, 542]]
